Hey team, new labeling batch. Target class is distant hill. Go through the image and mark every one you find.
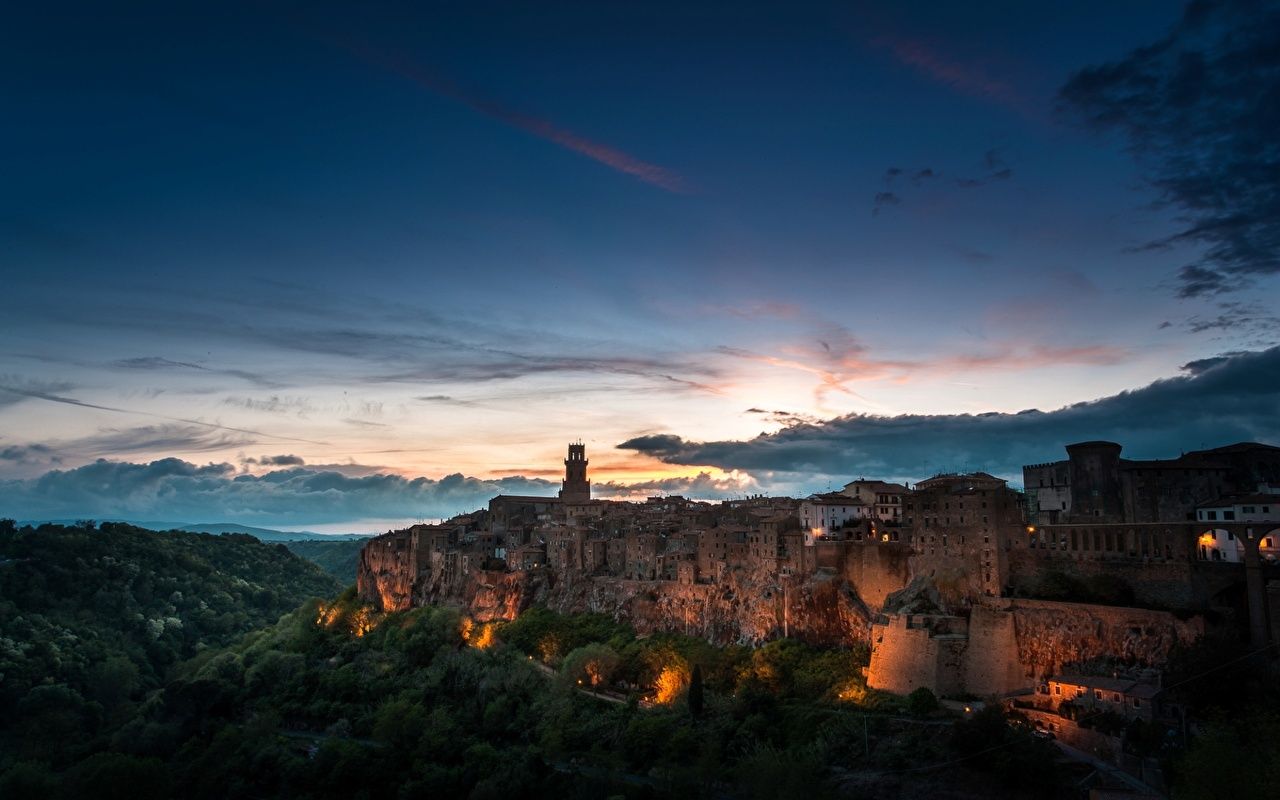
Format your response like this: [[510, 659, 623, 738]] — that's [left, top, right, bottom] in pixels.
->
[[17, 519, 373, 542], [169, 522, 371, 542]]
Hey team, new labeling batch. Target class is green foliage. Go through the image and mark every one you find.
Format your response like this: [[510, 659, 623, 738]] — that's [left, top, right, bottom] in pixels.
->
[[688, 663, 704, 717], [949, 705, 1061, 792], [560, 642, 621, 689], [905, 687, 938, 715], [1173, 712, 1280, 800], [283, 539, 368, 583], [0, 521, 340, 765]]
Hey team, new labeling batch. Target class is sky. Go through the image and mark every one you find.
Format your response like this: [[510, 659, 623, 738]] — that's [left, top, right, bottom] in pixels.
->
[[2, 1, 1278, 530]]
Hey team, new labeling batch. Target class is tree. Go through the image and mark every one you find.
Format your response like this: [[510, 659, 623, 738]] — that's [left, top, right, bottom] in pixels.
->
[[688, 663, 705, 717], [906, 686, 939, 715], [560, 643, 620, 690]]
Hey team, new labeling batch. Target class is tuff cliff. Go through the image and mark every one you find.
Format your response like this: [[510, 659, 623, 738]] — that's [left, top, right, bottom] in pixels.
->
[[359, 543, 875, 646], [460, 567, 871, 646]]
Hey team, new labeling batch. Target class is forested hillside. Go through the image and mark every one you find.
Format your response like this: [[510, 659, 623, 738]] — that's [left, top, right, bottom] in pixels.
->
[[0, 520, 341, 757], [284, 538, 367, 583]]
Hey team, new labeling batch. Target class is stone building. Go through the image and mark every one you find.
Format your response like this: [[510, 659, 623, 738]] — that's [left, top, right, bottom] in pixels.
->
[[841, 479, 908, 522], [559, 442, 591, 502], [901, 472, 1025, 598], [800, 492, 872, 541], [1023, 440, 1280, 526]]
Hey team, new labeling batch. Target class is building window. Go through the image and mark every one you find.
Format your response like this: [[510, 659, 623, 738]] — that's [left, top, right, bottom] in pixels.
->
[[1207, 511, 1217, 520]]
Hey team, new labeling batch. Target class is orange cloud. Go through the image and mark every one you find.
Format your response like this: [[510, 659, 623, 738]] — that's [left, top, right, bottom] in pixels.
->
[[721, 337, 1128, 406]]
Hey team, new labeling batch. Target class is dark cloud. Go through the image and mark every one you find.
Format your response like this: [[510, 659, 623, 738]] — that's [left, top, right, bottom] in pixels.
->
[[0, 443, 59, 467], [875, 151, 1014, 211], [872, 191, 902, 215], [1059, 0, 1280, 297], [1182, 301, 1280, 344], [618, 346, 1280, 481], [744, 408, 821, 427], [242, 454, 306, 466], [0, 459, 561, 526]]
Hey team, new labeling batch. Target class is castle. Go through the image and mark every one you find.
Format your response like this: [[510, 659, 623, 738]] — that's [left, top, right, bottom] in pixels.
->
[[358, 439, 1280, 703]]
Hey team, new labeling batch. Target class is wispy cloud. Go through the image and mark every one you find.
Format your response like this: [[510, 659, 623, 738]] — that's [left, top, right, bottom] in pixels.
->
[[873, 35, 1029, 115], [333, 36, 689, 193], [0, 381, 328, 446], [718, 321, 1126, 406], [113, 356, 282, 388]]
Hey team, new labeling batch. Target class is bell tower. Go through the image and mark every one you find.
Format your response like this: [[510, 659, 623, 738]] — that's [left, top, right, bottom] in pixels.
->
[[559, 442, 591, 502]]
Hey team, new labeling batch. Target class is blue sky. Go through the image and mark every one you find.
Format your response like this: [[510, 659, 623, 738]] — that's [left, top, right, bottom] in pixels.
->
[[2, 1, 1277, 529]]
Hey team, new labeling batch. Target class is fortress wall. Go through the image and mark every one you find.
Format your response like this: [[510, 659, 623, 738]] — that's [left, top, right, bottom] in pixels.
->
[[866, 615, 967, 696], [1006, 548, 1200, 609], [868, 598, 1205, 699], [964, 604, 1026, 696]]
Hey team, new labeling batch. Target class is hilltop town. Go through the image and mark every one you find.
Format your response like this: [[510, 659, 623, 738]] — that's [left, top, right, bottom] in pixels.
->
[[358, 440, 1280, 760]]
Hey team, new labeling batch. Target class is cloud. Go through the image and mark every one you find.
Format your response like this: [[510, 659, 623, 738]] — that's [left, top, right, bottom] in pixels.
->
[[113, 356, 280, 388], [1059, 0, 1280, 297], [874, 152, 1014, 212], [0, 443, 60, 468], [0, 375, 76, 409], [0, 380, 327, 445], [744, 408, 822, 427], [618, 346, 1280, 481], [64, 425, 257, 457], [333, 35, 688, 193], [872, 191, 901, 215], [874, 35, 1027, 113], [1181, 301, 1280, 345], [0, 459, 562, 526], [222, 395, 317, 415], [242, 454, 306, 467], [594, 471, 760, 500], [718, 325, 1127, 405]]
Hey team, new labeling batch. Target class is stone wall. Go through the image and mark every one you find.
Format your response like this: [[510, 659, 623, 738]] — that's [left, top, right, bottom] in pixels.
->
[[865, 614, 968, 696], [867, 597, 1205, 698]]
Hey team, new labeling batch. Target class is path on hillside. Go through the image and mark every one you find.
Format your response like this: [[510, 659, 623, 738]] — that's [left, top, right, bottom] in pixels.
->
[[528, 658, 629, 705]]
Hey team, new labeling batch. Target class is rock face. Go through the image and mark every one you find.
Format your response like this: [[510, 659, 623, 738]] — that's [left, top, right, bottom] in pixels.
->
[[356, 529, 425, 612], [356, 526, 876, 646], [1003, 598, 1203, 679], [443, 565, 871, 646]]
